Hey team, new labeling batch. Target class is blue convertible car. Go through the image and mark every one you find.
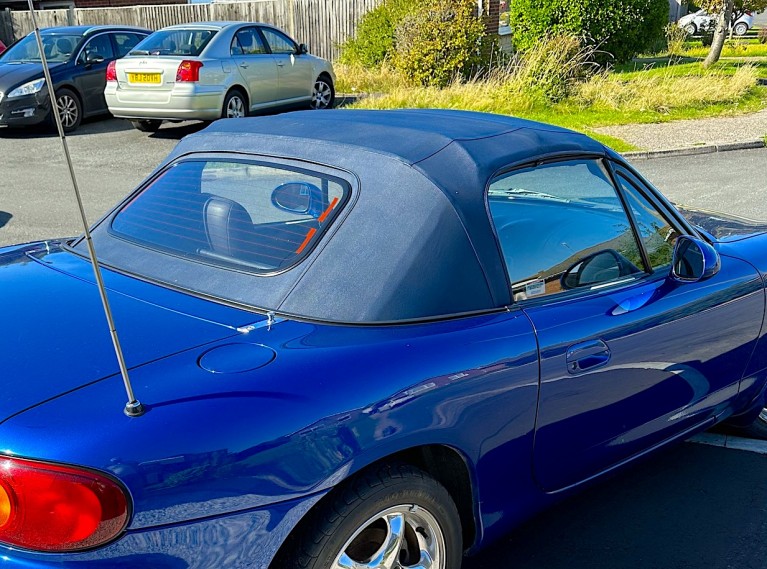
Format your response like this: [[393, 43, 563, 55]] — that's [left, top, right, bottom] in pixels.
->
[[3, 110, 767, 568]]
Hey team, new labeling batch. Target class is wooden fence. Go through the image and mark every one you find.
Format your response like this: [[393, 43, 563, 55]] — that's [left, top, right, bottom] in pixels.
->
[[0, 0, 382, 60]]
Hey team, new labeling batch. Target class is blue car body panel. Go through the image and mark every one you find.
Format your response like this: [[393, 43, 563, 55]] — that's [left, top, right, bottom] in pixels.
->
[[2, 110, 767, 567]]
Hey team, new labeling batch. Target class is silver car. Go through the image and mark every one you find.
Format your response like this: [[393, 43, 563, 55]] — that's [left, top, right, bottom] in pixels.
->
[[104, 21, 336, 132]]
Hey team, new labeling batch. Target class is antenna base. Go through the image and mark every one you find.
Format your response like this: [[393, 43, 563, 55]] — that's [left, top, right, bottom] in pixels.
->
[[124, 400, 145, 417]]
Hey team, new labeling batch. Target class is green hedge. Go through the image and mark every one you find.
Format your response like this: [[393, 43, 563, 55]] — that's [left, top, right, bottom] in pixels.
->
[[509, 0, 669, 63]]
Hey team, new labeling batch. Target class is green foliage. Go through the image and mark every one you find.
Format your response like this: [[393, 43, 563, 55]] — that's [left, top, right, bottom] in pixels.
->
[[665, 22, 689, 56], [392, 0, 486, 87], [338, 0, 420, 67], [508, 0, 670, 64]]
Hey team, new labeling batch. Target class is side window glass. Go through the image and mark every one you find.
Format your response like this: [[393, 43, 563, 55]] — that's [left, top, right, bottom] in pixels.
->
[[232, 28, 267, 55], [79, 34, 114, 64], [113, 33, 144, 58], [616, 172, 679, 271], [488, 159, 646, 301], [260, 27, 296, 54]]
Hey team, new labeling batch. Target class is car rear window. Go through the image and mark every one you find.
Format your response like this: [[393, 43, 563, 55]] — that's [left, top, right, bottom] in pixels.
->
[[111, 159, 348, 273], [130, 29, 216, 56]]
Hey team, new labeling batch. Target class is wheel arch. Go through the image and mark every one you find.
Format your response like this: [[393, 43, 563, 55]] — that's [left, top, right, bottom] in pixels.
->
[[52, 83, 83, 108], [224, 84, 249, 111], [269, 443, 481, 568]]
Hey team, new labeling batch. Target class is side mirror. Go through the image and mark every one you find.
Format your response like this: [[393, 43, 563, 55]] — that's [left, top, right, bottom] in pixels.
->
[[271, 182, 326, 217], [85, 53, 105, 65], [671, 235, 720, 282], [561, 249, 640, 290], [297, 43, 308, 55]]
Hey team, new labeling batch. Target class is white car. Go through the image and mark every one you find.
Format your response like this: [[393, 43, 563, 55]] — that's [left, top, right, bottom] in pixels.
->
[[104, 21, 336, 132], [678, 9, 755, 36]]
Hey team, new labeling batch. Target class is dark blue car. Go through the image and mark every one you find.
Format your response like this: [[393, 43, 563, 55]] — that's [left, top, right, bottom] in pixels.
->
[[2, 110, 767, 568], [0, 25, 149, 132]]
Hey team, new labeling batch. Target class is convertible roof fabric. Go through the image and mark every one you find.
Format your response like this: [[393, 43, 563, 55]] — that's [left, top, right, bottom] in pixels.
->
[[87, 110, 609, 323]]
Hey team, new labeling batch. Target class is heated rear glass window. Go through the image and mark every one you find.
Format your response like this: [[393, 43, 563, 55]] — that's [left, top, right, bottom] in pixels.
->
[[111, 159, 348, 272], [130, 29, 216, 56]]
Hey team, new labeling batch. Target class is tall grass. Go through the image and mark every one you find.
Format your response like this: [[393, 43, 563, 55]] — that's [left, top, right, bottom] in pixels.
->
[[575, 64, 757, 112], [341, 36, 760, 122], [347, 36, 595, 112]]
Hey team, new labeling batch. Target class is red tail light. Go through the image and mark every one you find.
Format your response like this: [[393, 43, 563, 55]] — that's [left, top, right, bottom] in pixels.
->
[[106, 60, 117, 82], [176, 60, 203, 82], [745, 10, 753, 15], [0, 457, 129, 552]]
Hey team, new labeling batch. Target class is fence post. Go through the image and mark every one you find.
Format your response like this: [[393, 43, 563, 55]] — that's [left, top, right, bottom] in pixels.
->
[[287, 0, 295, 38], [67, 5, 75, 26], [2, 7, 12, 44]]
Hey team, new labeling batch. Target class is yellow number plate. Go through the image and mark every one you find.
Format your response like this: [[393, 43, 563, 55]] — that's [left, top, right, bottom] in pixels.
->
[[127, 72, 162, 84]]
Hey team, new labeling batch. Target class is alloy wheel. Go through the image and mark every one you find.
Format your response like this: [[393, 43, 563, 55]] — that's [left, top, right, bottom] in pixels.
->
[[57, 94, 79, 129], [226, 95, 246, 118], [311, 79, 333, 109], [331, 505, 445, 569]]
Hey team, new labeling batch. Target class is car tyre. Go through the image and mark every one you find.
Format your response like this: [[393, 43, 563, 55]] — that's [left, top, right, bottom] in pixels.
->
[[222, 89, 248, 119], [130, 119, 163, 133], [52, 88, 81, 133], [683, 22, 697, 35], [310, 75, 335, 110], [733, 22, 749, 36], [278, 464, 462, 569], [738, 408, 767, 440]]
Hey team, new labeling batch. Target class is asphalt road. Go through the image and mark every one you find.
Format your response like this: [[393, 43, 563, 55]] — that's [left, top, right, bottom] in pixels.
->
[[1, 117, 767, 246], [464, 442, 767, 569], [2, 117, 767, 569]]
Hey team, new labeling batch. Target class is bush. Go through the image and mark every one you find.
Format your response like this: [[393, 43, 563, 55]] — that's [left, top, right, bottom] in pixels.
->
[[509, 0, 670, 64], [339, 0, 419, 67], [392, 0, 486, 87]]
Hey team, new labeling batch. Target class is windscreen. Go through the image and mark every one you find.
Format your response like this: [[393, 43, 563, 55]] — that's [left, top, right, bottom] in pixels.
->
[[111, 159, 347, 273], [1, 34, 82, 63], [130, 29, 216, 56]]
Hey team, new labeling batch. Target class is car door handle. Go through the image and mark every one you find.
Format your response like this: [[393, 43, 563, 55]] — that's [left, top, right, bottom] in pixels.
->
[[276, 61, 285, 67], [239, 63, 249, 69], [566, 339, 611, 374]]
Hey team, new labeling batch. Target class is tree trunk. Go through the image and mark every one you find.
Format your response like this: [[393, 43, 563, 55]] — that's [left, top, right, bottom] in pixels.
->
[[703, 0, 734, 67]]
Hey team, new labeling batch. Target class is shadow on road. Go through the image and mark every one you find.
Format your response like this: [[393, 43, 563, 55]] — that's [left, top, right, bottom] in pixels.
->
[[0, 212, 11, 228], [0, 116, 133, 139], [147, 121, 208, 140], [463, 443, 767, 569]]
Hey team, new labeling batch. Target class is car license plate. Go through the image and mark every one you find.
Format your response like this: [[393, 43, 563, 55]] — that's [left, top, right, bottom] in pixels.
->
[[127, 72, 161, 84]]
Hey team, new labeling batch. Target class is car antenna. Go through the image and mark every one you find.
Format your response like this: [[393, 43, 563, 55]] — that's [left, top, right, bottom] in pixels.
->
[[27, 1, 145, 418]]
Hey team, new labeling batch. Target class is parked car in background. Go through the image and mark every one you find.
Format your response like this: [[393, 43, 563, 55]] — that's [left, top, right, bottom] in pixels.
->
[[105, 21, 336, 133], [678, 8, 755, 36], [1, 110, 767, 568], [0, 26, 150, 132]]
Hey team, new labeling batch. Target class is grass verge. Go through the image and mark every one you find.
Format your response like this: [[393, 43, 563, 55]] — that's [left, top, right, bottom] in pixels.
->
[[338, 58, 764, 152]]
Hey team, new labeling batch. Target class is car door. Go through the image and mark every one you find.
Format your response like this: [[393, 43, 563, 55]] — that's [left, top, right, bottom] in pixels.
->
[[71, 33, 115, 115], [258, 27, 313, 102], [486, 157, 764, 493], [230, 27, 280, 107]]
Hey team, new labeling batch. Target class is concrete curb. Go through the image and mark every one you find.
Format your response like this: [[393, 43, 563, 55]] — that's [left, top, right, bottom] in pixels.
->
[[624, 139, 766, 160]]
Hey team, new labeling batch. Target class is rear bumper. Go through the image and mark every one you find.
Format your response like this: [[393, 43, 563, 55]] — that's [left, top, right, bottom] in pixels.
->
[[0, 491, 324, 568], [105, 82, 225, 121]]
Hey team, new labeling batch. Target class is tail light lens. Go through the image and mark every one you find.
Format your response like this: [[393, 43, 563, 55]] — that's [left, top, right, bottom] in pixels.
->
[[106, 60, 117, 82], [176, 60, 203, 82], [0, 457, 129, 552]]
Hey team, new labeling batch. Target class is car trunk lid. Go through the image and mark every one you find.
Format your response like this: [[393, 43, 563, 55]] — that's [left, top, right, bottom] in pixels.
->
[[0, 241, 263, 422]]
